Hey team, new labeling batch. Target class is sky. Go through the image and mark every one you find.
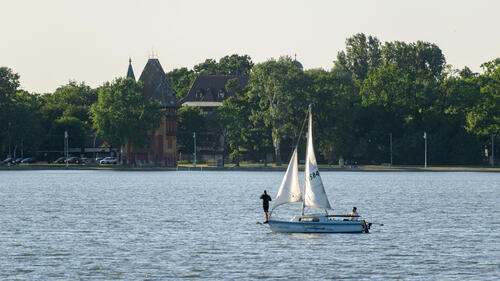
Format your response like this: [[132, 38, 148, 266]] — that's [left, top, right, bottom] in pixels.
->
[[1, 0, 499, 93]]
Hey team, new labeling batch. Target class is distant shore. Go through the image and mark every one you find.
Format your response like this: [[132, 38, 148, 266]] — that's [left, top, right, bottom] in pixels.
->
[[1, 164, 499, 172]]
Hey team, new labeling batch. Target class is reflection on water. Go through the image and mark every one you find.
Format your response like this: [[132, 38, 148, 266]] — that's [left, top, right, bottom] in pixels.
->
[[0, 170, 499, 279]]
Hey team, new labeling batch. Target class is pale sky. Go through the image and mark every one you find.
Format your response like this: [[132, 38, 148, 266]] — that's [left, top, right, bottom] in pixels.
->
[[1, 0, 499, 93]]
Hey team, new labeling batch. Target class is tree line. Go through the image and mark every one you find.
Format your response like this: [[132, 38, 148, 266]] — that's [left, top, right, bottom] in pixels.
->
[[0, 34, 498, 165]]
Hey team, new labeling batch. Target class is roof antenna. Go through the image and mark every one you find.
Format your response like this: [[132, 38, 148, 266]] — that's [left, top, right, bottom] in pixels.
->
[[150, 48, 158, 59]]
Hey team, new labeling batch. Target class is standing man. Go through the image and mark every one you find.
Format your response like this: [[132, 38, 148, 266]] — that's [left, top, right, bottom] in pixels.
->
[[260, 190, 272, 223]]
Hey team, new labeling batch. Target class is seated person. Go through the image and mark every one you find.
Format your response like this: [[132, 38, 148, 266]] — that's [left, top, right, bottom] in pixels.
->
[[348, 206, 359, 221]]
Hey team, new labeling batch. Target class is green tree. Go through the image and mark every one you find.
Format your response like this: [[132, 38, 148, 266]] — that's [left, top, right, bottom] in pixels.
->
[[465, 58, 500, 163], [433, 69, 482, 164], [6, 91, 43, 159], [39, 81, 98, 156], [216, 79, 252, 166], [334, 33, 382, 82], [360, 62, 442, 164], [0, 68, 44, 159], [382, 41, 446, 80], [194, 59, 218, 75], [91, 78, 164, 162], [193, 55, 254, 76], [466, 58, 500, 136], [0, 67, 21, 156], [177, 106, 208, 155], [167, 67, 196, 101], [218, 54, 254, 75], [332, 35, 449, 164], [304, 68, 360, 164], [247, 56, 308, 165], [48, 116, 85, 152], [41, 82, 97, 128]]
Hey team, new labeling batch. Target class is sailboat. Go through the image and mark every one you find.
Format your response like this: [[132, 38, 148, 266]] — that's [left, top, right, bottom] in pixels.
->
[[268, 105, 371, 233]]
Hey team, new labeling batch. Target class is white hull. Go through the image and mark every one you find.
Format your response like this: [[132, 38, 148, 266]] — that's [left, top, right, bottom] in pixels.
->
[[268, 215, 369, 233]]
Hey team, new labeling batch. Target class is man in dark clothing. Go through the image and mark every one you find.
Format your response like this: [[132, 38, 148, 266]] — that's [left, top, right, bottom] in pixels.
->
[[260, 190, 272, 223]]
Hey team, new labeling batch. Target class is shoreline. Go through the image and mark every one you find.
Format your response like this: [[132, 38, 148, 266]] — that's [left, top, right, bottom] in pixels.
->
[[1, 165, 499, 172]]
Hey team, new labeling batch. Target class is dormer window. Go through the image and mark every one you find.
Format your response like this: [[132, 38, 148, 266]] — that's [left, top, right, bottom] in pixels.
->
[[196, 89, 204, 100], [218, 90, 225, 99]]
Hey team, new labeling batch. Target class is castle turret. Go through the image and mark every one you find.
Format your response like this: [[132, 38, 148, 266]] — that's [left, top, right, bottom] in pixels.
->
[[125, 57, 178, 167], [138, 58, 178, 107]]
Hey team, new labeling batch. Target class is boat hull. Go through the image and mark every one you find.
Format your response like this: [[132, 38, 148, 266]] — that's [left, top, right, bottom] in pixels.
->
[[268, 219, 368, 233]]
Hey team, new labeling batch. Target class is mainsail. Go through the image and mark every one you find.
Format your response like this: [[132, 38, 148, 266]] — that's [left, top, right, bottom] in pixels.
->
[[272, 147, 302, 210], [303, 108, 332, 210]]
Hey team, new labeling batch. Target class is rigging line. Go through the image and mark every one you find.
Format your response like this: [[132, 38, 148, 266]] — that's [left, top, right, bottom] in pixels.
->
[[293, 106, 310, 150]]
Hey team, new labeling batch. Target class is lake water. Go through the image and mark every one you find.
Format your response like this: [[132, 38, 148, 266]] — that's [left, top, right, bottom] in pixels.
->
[[0, 170, 499, 280]]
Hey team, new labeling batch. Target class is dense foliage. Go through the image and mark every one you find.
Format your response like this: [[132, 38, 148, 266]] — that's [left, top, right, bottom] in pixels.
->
[[167, 54, 254, 101], [216, 35, 499, 165], [90, 78, 164, 159], [0, 35, 498, 165]]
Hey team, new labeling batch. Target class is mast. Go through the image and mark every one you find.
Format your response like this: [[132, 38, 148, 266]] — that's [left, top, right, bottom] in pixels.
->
[[302, 104, 312, 215]]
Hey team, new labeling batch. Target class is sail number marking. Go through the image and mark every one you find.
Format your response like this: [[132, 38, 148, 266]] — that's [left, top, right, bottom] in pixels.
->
[[309, 170, 320, 180]]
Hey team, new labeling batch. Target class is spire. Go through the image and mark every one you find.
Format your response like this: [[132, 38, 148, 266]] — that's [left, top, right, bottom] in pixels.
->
[[126, 57, 135, 80]]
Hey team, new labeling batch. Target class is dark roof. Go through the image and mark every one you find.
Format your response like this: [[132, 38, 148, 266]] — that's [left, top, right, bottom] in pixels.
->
[[126, 58, 135, 80], [182, 75, 248, 103], [294, 59, 303, 70], [138, 58, 178, 107]]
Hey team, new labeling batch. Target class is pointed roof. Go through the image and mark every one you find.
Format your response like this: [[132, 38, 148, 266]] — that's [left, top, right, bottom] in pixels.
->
[[138, 58, 178, 108], [126, 58, 135, 80]]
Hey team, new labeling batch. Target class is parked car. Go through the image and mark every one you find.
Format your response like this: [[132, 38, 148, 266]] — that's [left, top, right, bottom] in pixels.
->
[[65, 157, 81, 164], [95, 157, 104, 163], [100, 157, 118, 165], [81, 157, 91, 164], [2, 157, 14, 164], [15, 157, 24, 164], [20, 157, 36, 163], [54, 157, 67, 164]]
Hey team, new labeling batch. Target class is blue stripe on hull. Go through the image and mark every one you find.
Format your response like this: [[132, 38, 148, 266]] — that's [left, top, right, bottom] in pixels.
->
[[268, 220, 364, 233]]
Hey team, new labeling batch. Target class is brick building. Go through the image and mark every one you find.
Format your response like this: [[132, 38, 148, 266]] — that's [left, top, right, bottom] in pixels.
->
[[124, 58, 179, 166]]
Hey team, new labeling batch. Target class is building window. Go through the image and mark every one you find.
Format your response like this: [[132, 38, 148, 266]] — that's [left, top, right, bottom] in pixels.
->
[[218, 90, 225, 99], [196, 89, 204, 100]]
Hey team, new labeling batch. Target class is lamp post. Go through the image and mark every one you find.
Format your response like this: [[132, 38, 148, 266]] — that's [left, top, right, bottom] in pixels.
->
[[492, 134, 495, 167], [65, 131, 69, 168], [8, 122, 11, 158], [93, 132, 97, 159], [423, 132, 427, 168], [193, 132, 197, 168], [390, 133, 393, 166]]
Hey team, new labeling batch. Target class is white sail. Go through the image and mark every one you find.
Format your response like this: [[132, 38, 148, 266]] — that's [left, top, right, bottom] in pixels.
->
[[303, 109, 332, 209], [272, 147, 302, 210]]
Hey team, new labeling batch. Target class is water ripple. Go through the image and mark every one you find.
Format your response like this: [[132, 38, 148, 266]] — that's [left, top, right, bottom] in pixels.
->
[[0, 170, 498, 279]]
